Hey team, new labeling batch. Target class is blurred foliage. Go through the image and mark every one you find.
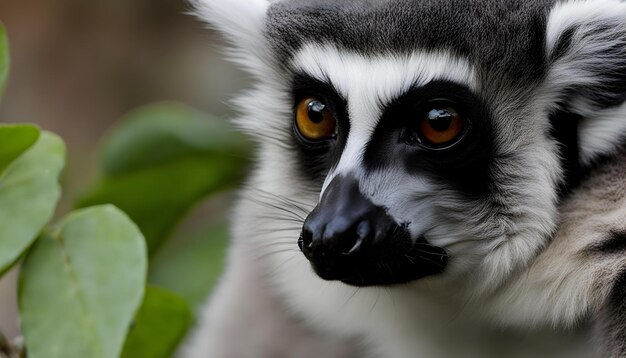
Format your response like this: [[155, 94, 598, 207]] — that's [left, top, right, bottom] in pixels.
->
[[0, 129, 63, 275], [0, 24, 7, 101], [19, 206, 146, 358], [78, 101, 250, 355], [121, 286, 192, 358], [79, 102, 250, 255], [0, 125, 38, 174], [148, 222, 229, 314], [79, 100, 250, 354], [0, 28, 147, 358], [100, 103, 248, 176], [0, 21, 246, 357]]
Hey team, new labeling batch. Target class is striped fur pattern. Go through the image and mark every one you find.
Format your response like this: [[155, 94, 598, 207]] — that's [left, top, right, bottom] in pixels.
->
[[182, 0, 626, 357]]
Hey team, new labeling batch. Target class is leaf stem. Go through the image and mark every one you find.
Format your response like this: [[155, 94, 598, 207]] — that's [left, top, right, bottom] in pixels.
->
[[0, 332, 26, 358]]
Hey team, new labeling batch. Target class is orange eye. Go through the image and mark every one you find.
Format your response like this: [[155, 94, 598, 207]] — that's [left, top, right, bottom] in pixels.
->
[[418, 106, 465, 146], [295, 97, 336, 141]]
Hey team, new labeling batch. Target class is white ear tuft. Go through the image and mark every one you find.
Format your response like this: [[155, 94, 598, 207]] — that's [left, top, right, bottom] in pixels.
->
[[192, 0, 271, 75], [545, 0, 626, 165]]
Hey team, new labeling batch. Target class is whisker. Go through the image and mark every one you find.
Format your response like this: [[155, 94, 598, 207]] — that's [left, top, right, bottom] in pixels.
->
[[247, 188, 313, 213], [369, 288, 382, 315], [441, 237, 485, 249], [246, 198, 307, 220], [403, 254, 417, 264], [383, 287, 396, 310], [253, 215, 304, 224], [413, 254, 447, 268], [268, 254, 299, 276], [253, 227, 302, 235], [256, 241, 298, 250], [254, 248, 300, 261], [407, 245, 448, 257], [341, 287, 361, 309], [245, 231, 295, 240], [258, 191, 311, 214]]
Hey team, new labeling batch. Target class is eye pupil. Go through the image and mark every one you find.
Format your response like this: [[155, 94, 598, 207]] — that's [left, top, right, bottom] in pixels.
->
[[295, 96, 337, 142], [427, 108, 453, 132], [307, 100, 327, 123], [416, 103, 466, 148]]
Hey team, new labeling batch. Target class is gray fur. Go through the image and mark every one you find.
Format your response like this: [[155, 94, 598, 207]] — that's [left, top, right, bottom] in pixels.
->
[[561, 151, 626, 357], [266, 0, 554, 86], [184, 0, 626, 357]]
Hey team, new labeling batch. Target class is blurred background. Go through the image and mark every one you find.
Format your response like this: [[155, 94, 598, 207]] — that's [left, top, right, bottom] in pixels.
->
[[0, 0, 247, 340]]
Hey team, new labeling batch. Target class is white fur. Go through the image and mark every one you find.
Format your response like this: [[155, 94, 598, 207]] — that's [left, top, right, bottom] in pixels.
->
[[487, 158, 626, 330], [185, 1, 626, 357], [290, 44, 478, 193], [577, 101, 626, 164], [193, 0, 271, 76], [545, 0, 626, 165], [545, 0, 626, 54], [241, 44, 564, 356]]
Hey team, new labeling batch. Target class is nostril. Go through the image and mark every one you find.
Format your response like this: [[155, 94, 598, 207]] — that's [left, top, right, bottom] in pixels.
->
[[345, 220, 372, 255], [298, 232, 304, 251], [299, 229, 314, 258], [356, 220, 371, 241]]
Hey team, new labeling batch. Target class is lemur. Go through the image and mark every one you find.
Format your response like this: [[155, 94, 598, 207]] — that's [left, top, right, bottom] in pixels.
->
[[183, 1, 626, 357]]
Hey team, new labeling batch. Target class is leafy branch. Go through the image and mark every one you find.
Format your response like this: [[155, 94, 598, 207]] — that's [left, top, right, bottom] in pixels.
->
[[0, 23, 248, 357]]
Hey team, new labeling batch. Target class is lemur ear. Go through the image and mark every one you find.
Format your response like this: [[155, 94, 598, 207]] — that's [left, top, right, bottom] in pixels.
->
[[192, 0, 270, 75], [545, 0, 626, 166]]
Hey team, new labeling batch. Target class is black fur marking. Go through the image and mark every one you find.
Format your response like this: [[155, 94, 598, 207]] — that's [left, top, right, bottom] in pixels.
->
[[549, 26, 576, 63], [584, 23, 626, 108], [291, 74, 350, 184], [549, 110, 581, 197], [589, 230, 626, 256], [555, 22, 626, 109], [265, 0, 552, 87], [364, 80, 494, 195], [599, 266, 626, 357]]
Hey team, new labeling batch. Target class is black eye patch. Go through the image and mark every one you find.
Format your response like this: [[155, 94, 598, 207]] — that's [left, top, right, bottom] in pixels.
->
[[363, 80, 495, 195], [290, 74, 350, 183]]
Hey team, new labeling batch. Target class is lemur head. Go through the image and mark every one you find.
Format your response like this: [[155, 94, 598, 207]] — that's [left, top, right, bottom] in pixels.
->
[[197, 0, 626, 293]]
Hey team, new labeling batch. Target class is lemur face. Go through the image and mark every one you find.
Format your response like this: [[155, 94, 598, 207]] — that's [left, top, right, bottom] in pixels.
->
[[291, 55, 495, 286], [280, 34, 553, 287], [198, 0, 626, 292]]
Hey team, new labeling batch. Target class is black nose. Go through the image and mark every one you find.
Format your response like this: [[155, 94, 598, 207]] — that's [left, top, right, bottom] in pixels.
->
[[300, 174, 394, 257], [299, 174, 448, 286]]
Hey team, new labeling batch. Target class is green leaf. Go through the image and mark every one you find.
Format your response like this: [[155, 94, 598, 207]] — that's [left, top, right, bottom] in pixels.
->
[[101, 102, 249, 176], [79, 102, 249, 255], [121, 286, 192, 358], [0, 124, 40, 175], [80, 155, 244, 255], [0, 131, 64, 275], [148, 223, 229, 313], [0, 23, 9, 101], [19, 205, 147, 358]]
